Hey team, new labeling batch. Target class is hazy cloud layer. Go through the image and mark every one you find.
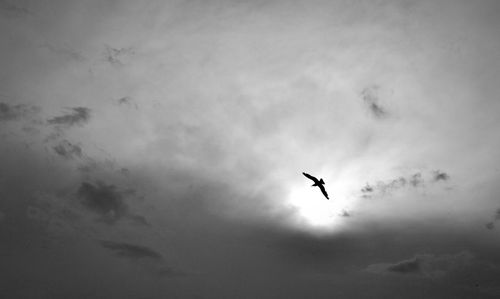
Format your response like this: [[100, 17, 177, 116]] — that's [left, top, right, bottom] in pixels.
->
[[1, 0, 500, 297]]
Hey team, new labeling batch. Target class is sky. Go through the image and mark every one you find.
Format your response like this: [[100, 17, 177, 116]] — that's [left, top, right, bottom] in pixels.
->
[[1, 0, 500, 298]]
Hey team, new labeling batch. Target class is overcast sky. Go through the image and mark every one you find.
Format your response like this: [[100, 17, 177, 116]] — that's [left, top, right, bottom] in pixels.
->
[[2, 0, 500, 298]]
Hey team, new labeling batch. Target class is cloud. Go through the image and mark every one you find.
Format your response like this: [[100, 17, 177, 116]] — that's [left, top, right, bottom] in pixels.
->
[[52, 140, 82, 159], [40, 42, 85, 62], [365, 251, 475, 278], [115, 96, 138, 109], [76, 181, 149, 225], [378, 176, 408, 193], [99, 240, 162, 260], [484, 208, 500, 230], [117, 96, 131, 105], [0, 102, 40, 121], [76, 181, 128, 223], [361, 86, 388, 119], [0, 1, 32, 18], [409, 172, 423, 187], [47, 107, 91, 126], [433, 170, 450, 182], [340, 210, 351, 217], [104, 45, 135, 66], [360, 170, 453, 200], [99, 240, 188, 279], [361, 183, 374, 193], [127, 214, 150, 226]]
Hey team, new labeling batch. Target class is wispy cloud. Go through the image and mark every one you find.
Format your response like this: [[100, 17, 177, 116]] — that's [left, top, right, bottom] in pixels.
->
[[0, 1, 32, 18], [99, 240, 187, 278], [76, 181, 148, 225], [104, 45, 135, 66], [432, 170, 450, 182], [47, 107, 91, 126], [409, 172, 423, 187], [365, 251, 474, 278], [361, 85, 388, 119], [53, 140, 82, 159], [99, 240, 162, 260], [0, 102, 40, 122], [486, 222, 495, 230], [40, 42, 85, 62], [484, 208, 500, 230], [361, 170, 449, 198], [77, 181, 128, 223], [115, 96, 138, 109]]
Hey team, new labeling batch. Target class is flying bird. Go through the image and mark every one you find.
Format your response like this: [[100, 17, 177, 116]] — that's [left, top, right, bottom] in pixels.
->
[[302, 172, 329, 200]]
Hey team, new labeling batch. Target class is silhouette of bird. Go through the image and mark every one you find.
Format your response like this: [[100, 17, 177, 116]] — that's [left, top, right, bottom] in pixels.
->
[[302, 172, 329, 200]]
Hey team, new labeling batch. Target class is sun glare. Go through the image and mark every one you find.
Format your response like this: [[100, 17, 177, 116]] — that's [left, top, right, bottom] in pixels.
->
[[287, 182, 354, 232]]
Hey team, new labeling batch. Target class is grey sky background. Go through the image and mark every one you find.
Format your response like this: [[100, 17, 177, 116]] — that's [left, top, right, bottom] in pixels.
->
[[2, 0, 500, 298]]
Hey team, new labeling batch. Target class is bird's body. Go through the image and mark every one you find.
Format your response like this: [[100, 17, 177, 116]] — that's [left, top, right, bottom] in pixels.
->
[[302, 172, 329, 199]]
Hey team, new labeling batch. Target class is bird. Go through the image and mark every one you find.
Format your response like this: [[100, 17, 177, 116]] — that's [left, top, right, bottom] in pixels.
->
[[302, 172, 329, 200]]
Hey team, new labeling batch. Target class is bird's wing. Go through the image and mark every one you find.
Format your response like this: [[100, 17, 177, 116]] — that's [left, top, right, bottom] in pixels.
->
[[302, 172, 318, 183], [318, 184, 329, 200]]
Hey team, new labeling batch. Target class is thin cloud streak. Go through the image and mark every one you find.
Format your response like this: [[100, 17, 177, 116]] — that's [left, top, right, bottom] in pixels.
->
[[47, 107, 91, 126]]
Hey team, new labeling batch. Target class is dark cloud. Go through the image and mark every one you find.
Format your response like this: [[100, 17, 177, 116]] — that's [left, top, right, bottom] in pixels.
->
[[484, 208, 500, 230], [361, 86, 388, 118], [99, 240, 162, 260], [77, 158, 116, 174], [433, 170, 450, 182], [104, 45, 135, 66], [76, 181, 148, 225], [117, 97, 130, 104], [115, 96, 138, 109], [362, 176, 408, 197], [0, 1, 31, 18], [361, 183, 373, 193], [47, 107, 91, 126], [52, 140, 82, 159], [340, 210, 351, 217], [0, 102, 40, 121], [77, 181, 128, 223], [378, 176, 407, 193], [409, 172, 423, 187], [361, 170, 451, 198], [365, 251, 475, 278], [386, 256, 421, 274]]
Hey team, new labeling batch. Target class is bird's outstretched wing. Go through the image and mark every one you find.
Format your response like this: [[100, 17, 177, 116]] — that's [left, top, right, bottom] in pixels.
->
[[318, 184, 329, 200], [302, 172, 318, 183]]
